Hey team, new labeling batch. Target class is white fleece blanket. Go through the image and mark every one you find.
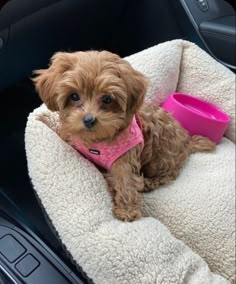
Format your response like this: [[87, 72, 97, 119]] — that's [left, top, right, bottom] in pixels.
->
[[25, 40, 235, 284]]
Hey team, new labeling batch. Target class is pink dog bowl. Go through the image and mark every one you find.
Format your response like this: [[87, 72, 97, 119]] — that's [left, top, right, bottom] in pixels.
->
[[161, 93, 230, 143]]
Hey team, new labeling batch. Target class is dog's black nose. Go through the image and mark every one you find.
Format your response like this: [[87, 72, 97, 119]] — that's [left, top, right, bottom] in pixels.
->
[[83, 114, 96, 128]]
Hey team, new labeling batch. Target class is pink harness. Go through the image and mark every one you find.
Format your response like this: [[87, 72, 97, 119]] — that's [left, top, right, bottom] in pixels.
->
[[73, 116, 144, 171]]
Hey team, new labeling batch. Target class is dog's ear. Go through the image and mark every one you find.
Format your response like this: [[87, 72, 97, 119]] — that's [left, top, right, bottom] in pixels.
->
[[117, 59, 148, 115], [32, 52, 76, 111]]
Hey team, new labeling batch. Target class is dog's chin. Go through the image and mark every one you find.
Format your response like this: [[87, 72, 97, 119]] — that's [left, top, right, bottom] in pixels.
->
[[78, 127, 116, 146], [66, 122, 124, 147], [60, 111, 130, 147]]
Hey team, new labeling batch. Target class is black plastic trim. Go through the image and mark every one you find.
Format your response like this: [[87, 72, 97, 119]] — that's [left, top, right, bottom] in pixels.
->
[[0, 193, 88, 284], [180, 0, 236, 69]]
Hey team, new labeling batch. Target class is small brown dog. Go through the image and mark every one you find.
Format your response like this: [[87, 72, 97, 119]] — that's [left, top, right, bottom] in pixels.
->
[[33, 51, 215, 222]]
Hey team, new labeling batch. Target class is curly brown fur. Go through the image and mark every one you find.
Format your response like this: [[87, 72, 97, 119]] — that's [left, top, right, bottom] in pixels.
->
[[33, 50, 215, 222]]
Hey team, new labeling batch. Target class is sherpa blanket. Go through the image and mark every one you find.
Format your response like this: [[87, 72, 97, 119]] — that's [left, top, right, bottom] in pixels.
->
[[25, 40, 235, 284]]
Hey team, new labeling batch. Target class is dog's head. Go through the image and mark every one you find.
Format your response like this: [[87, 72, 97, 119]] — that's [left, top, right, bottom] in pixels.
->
[[33, 51, 148, 146]]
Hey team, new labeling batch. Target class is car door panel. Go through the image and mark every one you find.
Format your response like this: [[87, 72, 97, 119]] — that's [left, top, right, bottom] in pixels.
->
[[180, 0, 236, 69]]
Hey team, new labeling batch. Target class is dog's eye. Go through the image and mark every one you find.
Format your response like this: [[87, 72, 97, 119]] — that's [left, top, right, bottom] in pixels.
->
[[70, 93, 80, 101], [102, 94, 112, 104]]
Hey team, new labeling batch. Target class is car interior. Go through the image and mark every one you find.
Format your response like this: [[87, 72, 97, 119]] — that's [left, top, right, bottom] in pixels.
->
[[0, 0, 235, 283]]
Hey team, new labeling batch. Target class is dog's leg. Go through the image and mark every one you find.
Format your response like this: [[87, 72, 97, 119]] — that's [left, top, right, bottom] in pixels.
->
[[143, 175, 176, 192], [143, 177, 160, 192], [141, 135, 215, 193], [106, 146, 144, 222]]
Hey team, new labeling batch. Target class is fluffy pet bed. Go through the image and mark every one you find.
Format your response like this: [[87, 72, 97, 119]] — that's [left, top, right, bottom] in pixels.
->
[[25, 40, 235, 284]]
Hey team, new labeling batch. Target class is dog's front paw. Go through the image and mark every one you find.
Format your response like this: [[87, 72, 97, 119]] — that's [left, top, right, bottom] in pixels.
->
[[113, 206, 142, 222]]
